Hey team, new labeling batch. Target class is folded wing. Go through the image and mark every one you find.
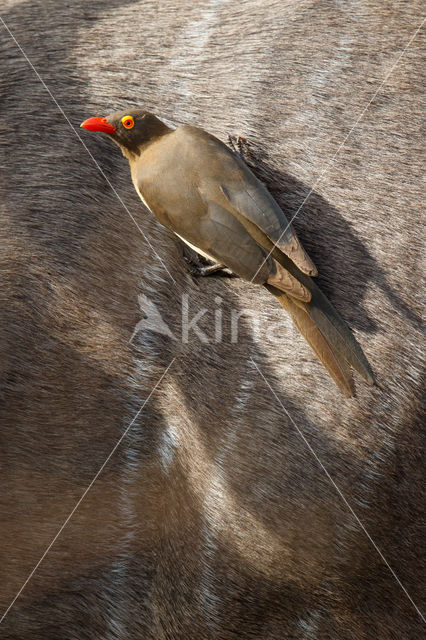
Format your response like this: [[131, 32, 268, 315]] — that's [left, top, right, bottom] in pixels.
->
[[220, 176, 317, 276]]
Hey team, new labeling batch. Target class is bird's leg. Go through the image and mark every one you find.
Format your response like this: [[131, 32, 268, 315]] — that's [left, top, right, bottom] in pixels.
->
[[193, 262, 227, 276], [181, 236, 234, 278], [188, 261, 234, 277], [183, 255, 235, 278]]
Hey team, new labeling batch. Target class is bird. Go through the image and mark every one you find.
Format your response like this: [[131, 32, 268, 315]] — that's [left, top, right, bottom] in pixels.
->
[[81, 109, 374, 396]]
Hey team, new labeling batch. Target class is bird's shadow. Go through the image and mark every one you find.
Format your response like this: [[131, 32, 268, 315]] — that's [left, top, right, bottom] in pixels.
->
[[228, 137, 422, 333]]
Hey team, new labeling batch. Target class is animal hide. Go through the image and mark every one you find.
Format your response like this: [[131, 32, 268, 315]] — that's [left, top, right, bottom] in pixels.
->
[[0, 1, 424, 638]]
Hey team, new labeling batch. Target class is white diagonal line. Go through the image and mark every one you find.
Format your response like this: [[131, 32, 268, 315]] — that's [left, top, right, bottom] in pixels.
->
[[0, 16, 176, 285], [250, 357, 425, 623], [250, 16, 425, 283], [0, 357, 176, 624]]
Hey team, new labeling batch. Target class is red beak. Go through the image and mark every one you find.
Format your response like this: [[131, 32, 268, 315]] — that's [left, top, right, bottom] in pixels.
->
[[80, 116, 116, 134]]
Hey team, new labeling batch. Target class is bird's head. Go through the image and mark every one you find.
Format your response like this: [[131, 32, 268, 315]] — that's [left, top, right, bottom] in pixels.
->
[[80, 109, 171, 158]]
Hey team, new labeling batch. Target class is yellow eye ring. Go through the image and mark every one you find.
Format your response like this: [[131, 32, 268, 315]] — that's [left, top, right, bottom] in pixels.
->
[[121, 115, 134, 129]]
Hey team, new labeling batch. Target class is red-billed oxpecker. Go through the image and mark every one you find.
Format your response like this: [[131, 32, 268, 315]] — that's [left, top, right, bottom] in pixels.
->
[[81, 110, 374, 395]]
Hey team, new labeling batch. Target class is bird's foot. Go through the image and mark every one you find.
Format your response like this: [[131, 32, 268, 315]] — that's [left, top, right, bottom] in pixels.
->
[[182, 244, 235, 279], [227, 134, 250, 160], [187, 261, 234, 277]]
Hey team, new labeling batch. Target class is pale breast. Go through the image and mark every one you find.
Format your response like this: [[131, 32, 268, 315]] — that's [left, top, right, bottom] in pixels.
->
[[132, 174, 217, 263]]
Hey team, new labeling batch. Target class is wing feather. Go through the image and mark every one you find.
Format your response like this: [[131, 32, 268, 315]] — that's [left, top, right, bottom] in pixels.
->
[[220, 180, 317, 277]]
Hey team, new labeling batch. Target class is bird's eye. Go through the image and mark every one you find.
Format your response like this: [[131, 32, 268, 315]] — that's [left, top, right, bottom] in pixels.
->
[[121, 115, 134, 129]]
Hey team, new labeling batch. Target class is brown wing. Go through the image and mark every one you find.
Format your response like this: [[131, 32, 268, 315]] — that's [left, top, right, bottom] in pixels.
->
[[173, 198, 273, 284], [220, 178, 317, 277], [180, 124, 317, 276]]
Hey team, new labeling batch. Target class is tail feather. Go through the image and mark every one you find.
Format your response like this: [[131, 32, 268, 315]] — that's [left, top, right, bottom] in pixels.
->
[[269, 251, 375, 387], [223, 213, 375, 391], [266, 285, 356, 396], [305, 281, 375, 385]]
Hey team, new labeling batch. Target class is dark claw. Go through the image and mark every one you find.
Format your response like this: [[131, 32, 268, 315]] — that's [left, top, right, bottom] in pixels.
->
[[227, 134, 249, 160]]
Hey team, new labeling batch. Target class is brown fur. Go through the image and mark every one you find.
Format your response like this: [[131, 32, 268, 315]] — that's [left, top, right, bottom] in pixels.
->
[[0, 1, 424, 638]]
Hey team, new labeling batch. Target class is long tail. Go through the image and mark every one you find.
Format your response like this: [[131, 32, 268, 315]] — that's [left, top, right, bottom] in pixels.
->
[[265, 281, 375, 397], [224, 208, 375, 394]]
